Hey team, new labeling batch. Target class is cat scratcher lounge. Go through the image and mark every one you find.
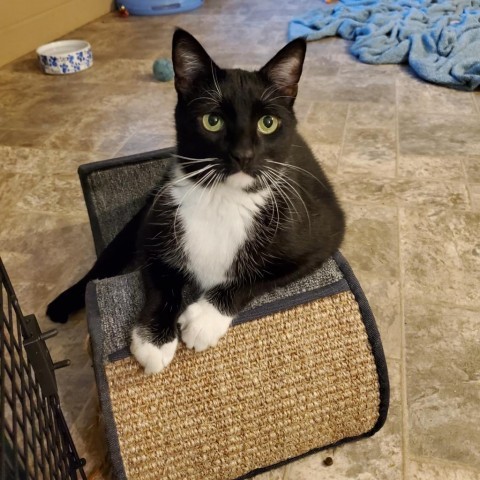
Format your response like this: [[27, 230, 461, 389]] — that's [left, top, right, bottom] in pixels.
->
[[79, 148, 389, 479]]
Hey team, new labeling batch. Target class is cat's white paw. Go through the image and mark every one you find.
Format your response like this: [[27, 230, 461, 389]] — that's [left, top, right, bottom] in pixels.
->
[[130, 327, 178, 374], [178, 299, 232, 352]]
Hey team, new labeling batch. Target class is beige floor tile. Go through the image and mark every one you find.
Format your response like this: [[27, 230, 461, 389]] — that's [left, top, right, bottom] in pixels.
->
[[7, 281, 58, 322], [41, 111, 137, 155], [338, 58, 404, 78], [0, 129, 54, 148], [464, 156, 480, 184], [302, 52, 344, 77], [285, 359, 402, 480], [398, 154, 466, 181], [401, 239, 480, 308], [405, 301, 480, 383], [400, 208, 480, 307], [341, 203, 401, 359], [340, 127, 396, 177], [293, 98, 314, 123], [0, 212, 94, 288], [252, 467, 287, 479], [473, 91, 480, 113], [347, 103, 396, 129], [336, 175, 470, 210], [2, 85, 97, 132], [303, 102, 349, 135], [409, 458, 480, 480], [395, 180, 470, 210], [298, 105, 347, 173], [3, 173, 86, 215], [0, 146, 97, 175], [114, 131, 176, 157], [300, 74, 396, 104], [469, 184, 480, 211], [399, 112, 480, 157], [289, 127, 341, 174], [447, 211, 480, 271], [342, 204, 399, 278], [407, 377, 480, 469], [396, 79, 478, 115]]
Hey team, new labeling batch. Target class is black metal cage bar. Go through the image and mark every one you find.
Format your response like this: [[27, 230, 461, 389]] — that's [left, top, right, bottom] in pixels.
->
[[0, 258, 87, 480]]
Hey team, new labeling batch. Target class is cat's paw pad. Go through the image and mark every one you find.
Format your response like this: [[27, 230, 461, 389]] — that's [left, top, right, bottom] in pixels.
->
[[130, 327, 178, 374], [178, 299, 232, 352]]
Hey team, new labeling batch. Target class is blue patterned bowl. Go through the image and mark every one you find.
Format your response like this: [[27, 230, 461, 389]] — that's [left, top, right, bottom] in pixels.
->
[[36, 40, 93, 75]]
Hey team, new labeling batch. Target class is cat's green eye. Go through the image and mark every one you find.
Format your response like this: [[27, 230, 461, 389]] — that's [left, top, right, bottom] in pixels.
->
[[257, 115, 280, 135], [202, 114, 224, 132]]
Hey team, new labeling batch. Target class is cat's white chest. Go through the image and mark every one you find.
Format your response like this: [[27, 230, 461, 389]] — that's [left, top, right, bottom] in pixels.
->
[[170, 178, 267, 290]]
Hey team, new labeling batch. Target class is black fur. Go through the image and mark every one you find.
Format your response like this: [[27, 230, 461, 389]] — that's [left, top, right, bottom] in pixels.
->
[[47, 29, 345, 352]]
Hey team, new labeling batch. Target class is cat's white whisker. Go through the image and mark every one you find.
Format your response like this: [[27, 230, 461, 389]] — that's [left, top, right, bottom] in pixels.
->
[[266, 167, 312, 233], [267, 159, 327, 190], [261, 84, 282, 102], [172, 154, 218, 162], [204, 88, 222, 102], [264, 95, 296, 103], [178, 160, 219, 167], [262, 168, 299, 221], [204, 171, 221, 200], [264, 167, 307, 227], [197, 170, 219, 205], [174, 164, 215, 183], [258, 174, 281, 238], [211, 61, 223, 100], [151, 165, 216, 240], [150, 163, 215, 209], [261, 83, 296, 103], [188, 93, 220, 107], [261, 180, 297, 233]]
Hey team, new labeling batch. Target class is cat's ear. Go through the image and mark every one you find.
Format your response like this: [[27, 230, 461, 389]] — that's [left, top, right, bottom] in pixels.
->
[[172, 28, 219, 95], [260, 38, 307, 99]]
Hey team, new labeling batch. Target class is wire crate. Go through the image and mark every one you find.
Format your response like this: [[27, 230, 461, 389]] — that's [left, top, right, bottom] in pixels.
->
[[0, 258, 87, 480]]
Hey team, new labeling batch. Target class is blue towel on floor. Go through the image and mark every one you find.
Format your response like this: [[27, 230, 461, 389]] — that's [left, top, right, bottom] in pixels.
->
[[288, 0, 480, 90]]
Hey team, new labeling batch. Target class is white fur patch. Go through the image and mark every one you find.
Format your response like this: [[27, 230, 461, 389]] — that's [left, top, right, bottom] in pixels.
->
[[171, 168, 268, 289], [130, 327, 178, 374], [178, 298, 232, 351], [225, 171, 255, 189]]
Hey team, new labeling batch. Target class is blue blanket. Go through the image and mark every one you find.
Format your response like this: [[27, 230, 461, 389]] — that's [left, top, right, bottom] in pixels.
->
[[288, 0, 480, 90]]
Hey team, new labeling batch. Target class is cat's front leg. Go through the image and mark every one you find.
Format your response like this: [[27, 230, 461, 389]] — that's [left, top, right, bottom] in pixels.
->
[[179, 285, 252, 352], [130, 261, 184, 374]]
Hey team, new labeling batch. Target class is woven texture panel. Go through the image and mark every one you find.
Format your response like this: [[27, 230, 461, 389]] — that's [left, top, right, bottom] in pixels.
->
[[83, 157, 170, 251], [104, 291, 380, 480]]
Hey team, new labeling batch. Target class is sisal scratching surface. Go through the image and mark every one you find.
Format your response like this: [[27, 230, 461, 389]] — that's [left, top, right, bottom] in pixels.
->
[[105, 291, 380, 480]]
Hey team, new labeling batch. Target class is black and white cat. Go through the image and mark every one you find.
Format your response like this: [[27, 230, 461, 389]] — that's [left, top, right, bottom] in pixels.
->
[[47, 29, 345, 374]]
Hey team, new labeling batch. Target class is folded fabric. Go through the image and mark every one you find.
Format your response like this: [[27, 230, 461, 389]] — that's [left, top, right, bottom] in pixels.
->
[[288, 0, 480, 90]]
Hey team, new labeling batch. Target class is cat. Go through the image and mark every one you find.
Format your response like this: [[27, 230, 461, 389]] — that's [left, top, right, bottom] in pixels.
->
[[46, 28, 345, 374]]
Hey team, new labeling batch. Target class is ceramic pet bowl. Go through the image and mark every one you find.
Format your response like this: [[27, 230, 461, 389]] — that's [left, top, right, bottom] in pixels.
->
[[36, 40, 93, 75]]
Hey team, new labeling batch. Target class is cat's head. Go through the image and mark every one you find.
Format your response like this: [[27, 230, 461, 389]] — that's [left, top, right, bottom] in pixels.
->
[[171, 28, 306, 190]]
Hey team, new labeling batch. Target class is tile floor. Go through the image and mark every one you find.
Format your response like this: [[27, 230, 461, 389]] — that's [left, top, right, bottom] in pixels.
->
[[1, 0, 479, 478]]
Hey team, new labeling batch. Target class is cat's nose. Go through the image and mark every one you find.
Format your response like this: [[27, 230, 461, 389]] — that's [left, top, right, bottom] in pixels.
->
[[231, 148, 254, 170]]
